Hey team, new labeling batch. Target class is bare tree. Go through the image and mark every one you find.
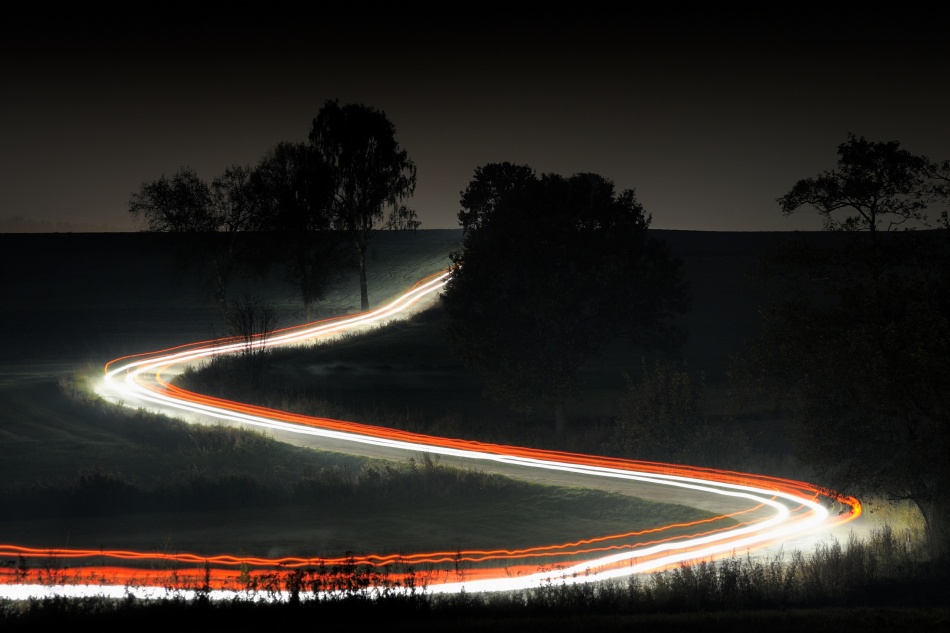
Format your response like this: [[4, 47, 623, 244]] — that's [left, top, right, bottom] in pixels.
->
[[228, 295, 281, 385]]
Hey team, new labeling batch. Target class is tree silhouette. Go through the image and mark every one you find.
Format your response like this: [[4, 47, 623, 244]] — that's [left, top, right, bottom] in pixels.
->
[[457, 161, 536, 235], [441, 167, 688, 435], [778, 133, 935, 238], [129, 166, 217, 232], [309, 99, 419, 311]]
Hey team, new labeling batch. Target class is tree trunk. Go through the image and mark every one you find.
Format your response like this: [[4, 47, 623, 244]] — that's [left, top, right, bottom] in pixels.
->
[[357, 240, 369, 311], [213, 236, 236, 333], [914, 497, 950, 563], [213, 266, 232, 334]]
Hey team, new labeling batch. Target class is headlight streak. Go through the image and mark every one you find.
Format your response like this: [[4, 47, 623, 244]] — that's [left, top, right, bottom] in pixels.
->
[[0, 269, 861, 601]]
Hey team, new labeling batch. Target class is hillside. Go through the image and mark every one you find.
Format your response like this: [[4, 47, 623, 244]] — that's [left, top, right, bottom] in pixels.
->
[[0, 230, 462, 373], [0, 229, 808, 392]]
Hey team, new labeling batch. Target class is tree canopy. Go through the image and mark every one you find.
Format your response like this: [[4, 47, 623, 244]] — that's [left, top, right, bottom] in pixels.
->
[[457, 162, 536, 235], [129, 167, 217, 233], [440, 166, 689, 435], [778, 133, 937, 237]]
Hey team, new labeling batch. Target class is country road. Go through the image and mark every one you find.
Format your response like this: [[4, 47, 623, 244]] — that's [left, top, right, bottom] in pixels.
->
[[78, 271, 864, 595]]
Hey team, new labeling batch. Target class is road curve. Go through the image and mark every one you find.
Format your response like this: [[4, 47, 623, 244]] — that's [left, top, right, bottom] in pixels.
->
[[0, 270, 862, 599]]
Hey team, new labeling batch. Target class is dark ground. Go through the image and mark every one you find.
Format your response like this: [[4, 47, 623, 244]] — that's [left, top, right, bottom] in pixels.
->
[[1, 229, 947, 629]]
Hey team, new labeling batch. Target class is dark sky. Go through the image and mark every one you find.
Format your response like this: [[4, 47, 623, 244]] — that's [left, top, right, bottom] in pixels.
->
[[2, 5, 947, 232]]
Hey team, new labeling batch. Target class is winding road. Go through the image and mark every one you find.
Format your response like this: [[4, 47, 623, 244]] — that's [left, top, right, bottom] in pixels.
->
[[0, 270, 862, 600]]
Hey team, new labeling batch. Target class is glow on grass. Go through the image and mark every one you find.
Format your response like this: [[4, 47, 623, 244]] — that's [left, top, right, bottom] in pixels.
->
[[0, 269, 861, 600]]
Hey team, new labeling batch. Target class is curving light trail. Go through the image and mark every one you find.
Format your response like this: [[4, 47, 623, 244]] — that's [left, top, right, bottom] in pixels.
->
[[0, 270, 861, 600]]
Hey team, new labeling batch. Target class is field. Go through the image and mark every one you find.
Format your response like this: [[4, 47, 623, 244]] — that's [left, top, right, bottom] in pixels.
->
[[2, 230, 770, 561], [2, 229, 946, 630]]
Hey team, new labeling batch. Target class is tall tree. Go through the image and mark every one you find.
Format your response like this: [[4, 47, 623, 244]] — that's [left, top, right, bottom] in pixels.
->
[[250, 141, 347, 320], [309, 99, 418, 311], [778, 133, 934, 239], [736, 137, 950, 559], [441, 168, 689, 435]]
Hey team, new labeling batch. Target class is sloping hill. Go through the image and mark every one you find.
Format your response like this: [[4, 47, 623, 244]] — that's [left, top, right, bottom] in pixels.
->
[[0, 229, 805, 388], [0, 230, 463, 371]]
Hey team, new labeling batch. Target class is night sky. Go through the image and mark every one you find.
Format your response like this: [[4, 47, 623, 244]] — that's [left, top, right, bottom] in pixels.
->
[[3, 5, 947, 233]]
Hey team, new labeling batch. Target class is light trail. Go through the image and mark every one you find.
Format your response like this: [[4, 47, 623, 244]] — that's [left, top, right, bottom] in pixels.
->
[[0, 270, 861, 601]]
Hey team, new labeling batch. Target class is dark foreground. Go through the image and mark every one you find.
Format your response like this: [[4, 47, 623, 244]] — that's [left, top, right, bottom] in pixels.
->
[[3, 596, 950, 633], [4, 556, 950, 633]]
